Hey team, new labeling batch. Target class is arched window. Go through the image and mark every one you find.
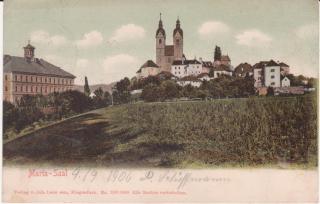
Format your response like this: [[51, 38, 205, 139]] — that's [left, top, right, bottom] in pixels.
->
[[159, 39, 162, 44], [176, 39, 179, 44]]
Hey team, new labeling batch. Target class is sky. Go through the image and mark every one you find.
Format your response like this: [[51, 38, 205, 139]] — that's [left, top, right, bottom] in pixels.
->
[[4, 0, 319, 85]]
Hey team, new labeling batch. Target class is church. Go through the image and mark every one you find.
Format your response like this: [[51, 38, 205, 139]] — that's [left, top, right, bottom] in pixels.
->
[[136, 15, 183, 79], [156, 14, 183, 72]]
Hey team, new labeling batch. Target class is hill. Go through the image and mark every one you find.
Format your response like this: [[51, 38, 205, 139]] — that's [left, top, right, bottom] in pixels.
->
[[3, 95, 317, 168], [73, 83, 115, 93]]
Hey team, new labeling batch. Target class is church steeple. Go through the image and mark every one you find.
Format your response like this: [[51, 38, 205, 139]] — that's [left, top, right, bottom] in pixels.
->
[[173, 16, 183, 60], [173, 16, 183, 37], [156, 13, 166, 38]]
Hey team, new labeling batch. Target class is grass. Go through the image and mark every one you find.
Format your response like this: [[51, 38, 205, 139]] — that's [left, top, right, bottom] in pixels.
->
[[3, 95, 317, 169]]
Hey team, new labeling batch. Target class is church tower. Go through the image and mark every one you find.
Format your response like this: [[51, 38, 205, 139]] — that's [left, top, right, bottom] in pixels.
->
[[156, 13, 166, 68], [173, 17, 183, 60]]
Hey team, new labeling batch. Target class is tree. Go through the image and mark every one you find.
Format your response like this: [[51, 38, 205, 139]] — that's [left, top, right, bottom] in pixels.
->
[[161, 80, 180, 100], [94, 87, 104, 98], [113, 77, 131, 104], [84, 76, 90, 97], [141, 84, 161, 102], [214, 45, 222, 61], [103, 91, 112, 105], [267, 86, 274, 96]]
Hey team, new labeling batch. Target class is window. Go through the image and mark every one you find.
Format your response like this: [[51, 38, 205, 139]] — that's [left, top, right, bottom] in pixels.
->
[[271, 82, 275, 85], [271, 75, 275, 79], [20, 75, 22, 81], [15, 75, 17, 81], [159, 39, 162, 44], [15, 86, 17, 92], [26, 76, 28, 82], [271, 69, 275, 72], [176, 39, 179, 43], [5, 86, 7, 91], [36, 87, 38, 92], [5, 75, 7, 81]]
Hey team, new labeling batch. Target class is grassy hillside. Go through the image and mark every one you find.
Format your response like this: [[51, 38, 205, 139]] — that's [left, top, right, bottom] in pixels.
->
[[4, 95, 317, 168]]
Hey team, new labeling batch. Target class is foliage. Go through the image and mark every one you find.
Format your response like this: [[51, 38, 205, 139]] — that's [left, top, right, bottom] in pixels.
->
[[3, 90, 96, 135], [84, 76, 90, 97], [214, 45, 222, 61], [113, 77, 131, 104], [124, 95, 317, 166]]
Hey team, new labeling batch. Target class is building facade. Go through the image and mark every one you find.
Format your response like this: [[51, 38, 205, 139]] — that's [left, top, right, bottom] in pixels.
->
[[156, 15, 183, 72], [171, 58, 202, 78], [4, 43, 76, 103], [136, 60, 160, 79], [234, 62, 253, 77], [253, 60, 289, 88]]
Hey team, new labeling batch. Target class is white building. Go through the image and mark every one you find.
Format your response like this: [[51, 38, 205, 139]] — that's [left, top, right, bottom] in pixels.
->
[[264, 60, 281, 87], [253, 60, 289, 88], [212, 64, 232, 78], [136, 60, 160, 79], [281, 76, 290, 87], [171, 58, 202, 78]]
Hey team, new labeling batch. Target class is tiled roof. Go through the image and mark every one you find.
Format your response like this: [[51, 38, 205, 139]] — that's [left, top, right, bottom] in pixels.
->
[[24, 43, 35, 49], [197, 73, 209, 78], [279, 62, 289, 67], [137, 60, 159, 73], [234, 62, 253, 74], [4, 55, 75, 78], [172, 59, 201, 65], [140, 60, 159, 68], [253, 61, 269, 69], [165, 45, 174, 56], [202, 61, 213, 68], [266, 60, 279, 67]]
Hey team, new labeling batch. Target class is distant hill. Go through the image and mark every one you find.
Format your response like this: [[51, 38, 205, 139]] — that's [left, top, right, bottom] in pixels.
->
[[73, 83, 116, 93]]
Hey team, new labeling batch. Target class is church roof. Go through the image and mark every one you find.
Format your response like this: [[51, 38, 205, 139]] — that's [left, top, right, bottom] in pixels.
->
[[156, 18, 166, 37], [173, 19, 183, 37], [165, 45, 174, 56], [3, 55, 76, 78], [173, 27, 183, 37], [221, 55, 230, 61]]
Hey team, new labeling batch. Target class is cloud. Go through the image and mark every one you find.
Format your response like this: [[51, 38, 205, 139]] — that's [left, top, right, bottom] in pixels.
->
[[102, 54, 140, 82], [76, 58, 89, 68], [295, 24, 317, 40], [30, 30, 67, 46], [235, 29, 272, 47], [109, 24, 146, 42], [198, 21, 230, 37], [75, 31, 103, 48]]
